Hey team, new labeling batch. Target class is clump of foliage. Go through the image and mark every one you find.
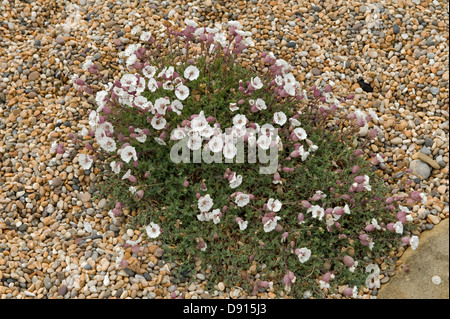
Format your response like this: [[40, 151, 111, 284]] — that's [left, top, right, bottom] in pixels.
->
[[63, 20, 423, 298]]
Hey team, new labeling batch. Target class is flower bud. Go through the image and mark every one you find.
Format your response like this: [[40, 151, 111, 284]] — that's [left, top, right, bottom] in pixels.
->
[[343, 255, 354, 267]]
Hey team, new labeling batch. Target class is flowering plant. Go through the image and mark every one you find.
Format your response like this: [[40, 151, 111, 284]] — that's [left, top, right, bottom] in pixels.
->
[[63, 19, 423, 298]]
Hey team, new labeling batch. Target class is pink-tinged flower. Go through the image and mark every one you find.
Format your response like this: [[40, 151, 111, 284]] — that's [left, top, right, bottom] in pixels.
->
[[145, 222, 161, 238], [359, 234, 371, 246], [283, 270, 296, 292], [79, 154, 94, 170], [307, 205, 325, 220], [198, 194, 213, 213], [175, 84, 189, 100], [310, 190, 326, 201], [184, 65, 200, 81], [235, 193, 250, 207], [250, 76, 263, 90], [273, 111, 287, 126], [142, 64, 156, 78], [254, 98, 267, 111], [262, 213, 280, 232], [235, 217, 248, 231], [232, 114, 247, 129], [281, 232, 289, 243], [119, 145, 137, 163], [209, 209, 221, 224], [292, 127, 307, 140], [229, 174, 242, 189], [223, 143, 237, 159], [267, 198, 282, 212], [150, 116, 167, 130], [295, 247, 311, 263]]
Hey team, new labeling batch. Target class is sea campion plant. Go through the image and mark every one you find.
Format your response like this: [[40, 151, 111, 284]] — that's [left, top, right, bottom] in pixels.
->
[[59, 19, 426, 298]]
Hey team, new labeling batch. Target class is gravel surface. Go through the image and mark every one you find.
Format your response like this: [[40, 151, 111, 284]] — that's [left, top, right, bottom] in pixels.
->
[[0, 0, 448, 299]]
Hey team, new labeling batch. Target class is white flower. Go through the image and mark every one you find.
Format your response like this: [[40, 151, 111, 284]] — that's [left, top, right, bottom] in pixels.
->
[[232, 114, 247, 129], [171, 99, 183, 115], [79, 154, 93, 170], [121, 169, 131, 180], [308, 205, 325, 220], [250, 76, 263, 89], [208, 135, 224, 153], [297, 247, 311, 263], [371, 218, 381, 230], [134, 128, 147, 143], [237, 219, 248, 231], [349, 261, 358, 273], [184, 65, 200, 81], [134, 95, 151, 110], [124, 43, 141, 57], [255, 98, 267, 111], [147, 78, 158, 92], [319, 280, 330, 290], [110, 161, 121, 174], [209, 209, 221, 224], [99, 137, 117, 152], [344, 204, 351, 215], [175, 84, 189, 100], [197, 211, 211, 222], [129, 186, 137, 194], [229, 174, 242, 189], [293, 127, 307, 140], [235, 193, 250, 207], [263, 216, 280, 232], [150, 116, 167, 130], [154, 97, 170, 115], [142, 65, 156, 79], [289, 118, 301, 127], [154, 137, 166, 146], [257, 134, 272, 150], [187, 133, 202, 150], [363, 175, 371, 191], [198, 194, 213, 213], [223, 143, 237, 159], [410, 235, 419, 250], [140, 31, 152, 42], [191, 111, 208, 132], [126, 54, 137, 67], [267, 198, 282, 212], [273, 112, 287, 126], [145, 222, 161, 238], [393, 221, 403, 234], [171, 128, 186, 140], [229, 103, 239, 112], [119, 145, 137, 163], [163, 80, 174, 91]]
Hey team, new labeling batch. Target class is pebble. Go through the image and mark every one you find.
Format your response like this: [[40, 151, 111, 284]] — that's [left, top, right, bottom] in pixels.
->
[[409, 160, 432, 180]]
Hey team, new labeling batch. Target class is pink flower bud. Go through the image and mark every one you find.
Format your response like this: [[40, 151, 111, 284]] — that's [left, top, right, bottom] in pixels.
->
[[354, 149, 363, 157], [401, 236, 411, 245], [196, 193, 201, 199], [386, 223, 395, 232], [275, 224, 283, 232], [323, 272, 331, 282], [343, 288, 353, 296], [297, 213, 305, 223], [183, 180, 189, 187], [343, 256, 354, 267], [354, 176, 365, 184], [352, 165, 360, 174], [365, 224, 375, 232], [128, 175, 137, 183], [302, 200, 311, 209]]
